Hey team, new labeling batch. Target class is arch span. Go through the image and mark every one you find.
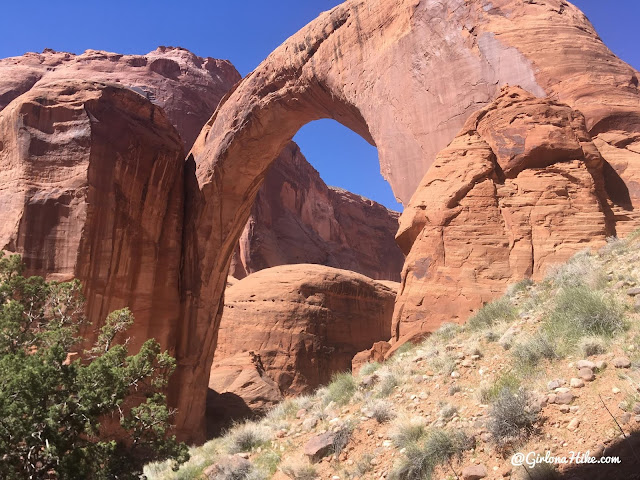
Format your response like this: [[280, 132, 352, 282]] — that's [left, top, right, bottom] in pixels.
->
[[173, 0, 640, 440]]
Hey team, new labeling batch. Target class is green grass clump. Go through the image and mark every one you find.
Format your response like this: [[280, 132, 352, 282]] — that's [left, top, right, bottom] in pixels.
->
[[359, 361, 382, 376], [394, 341, 415, 356], [391, 417, 427, 450], [226, 423, 271, 454], [545, 286, 626, 350], [325, 372, 357, 406], [281, 460, 317, 480], [254, 450, 281, 476], [390, 429, 472, 480], [468, 297, 517, 330], [375, 370, 399, 398], [479, 371, 521, 404], [511, 332, 558, 370]]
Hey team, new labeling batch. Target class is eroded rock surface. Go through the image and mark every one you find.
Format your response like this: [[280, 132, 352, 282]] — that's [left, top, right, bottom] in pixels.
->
[[393, 86, 612, 340], [180, 0, 640, 440], [210, 264, 396, 403], [0, 80, 184, 350], [230, 142, 404, 281], [0, 46, 240, 149]]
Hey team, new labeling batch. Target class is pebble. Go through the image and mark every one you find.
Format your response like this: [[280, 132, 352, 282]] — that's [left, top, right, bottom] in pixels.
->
[[627, 287, 640, 296], [570, 378, 585, 388], [547, 379, 564, 390], [612, 387, 621, 394], [567, 418, 580, 430], [555, 391, 575, 404]]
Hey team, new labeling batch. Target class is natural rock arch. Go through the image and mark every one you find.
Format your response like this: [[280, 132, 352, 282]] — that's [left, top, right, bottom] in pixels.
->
[[173, 0, 640, 441]]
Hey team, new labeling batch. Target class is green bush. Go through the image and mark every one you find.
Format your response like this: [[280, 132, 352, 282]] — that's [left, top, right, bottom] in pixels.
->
[[468, 297, 517, 330], [359, 361, 382, 376], [226, 423, 270, 454], [0, 253, 188, 480], [478, 371, 521, 404], [511, 332, 558, 370], [325, 372, 357, 405], [546, 286, 626, 348], [391, 417, 427, 450]]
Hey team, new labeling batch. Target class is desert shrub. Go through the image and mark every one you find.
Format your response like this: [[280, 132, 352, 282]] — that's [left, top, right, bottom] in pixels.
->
[[468, 297, 517, 330], [599, 236, 628, 256], [448, 385, 461, 395], [214, 456, 263, 480], [352, 453, 374, 477], [578, 336, 608, 357], [438, 403, 458, 421], [394, 341, 415, 356], [391, 417, 427, 450], [512, 461, 558, 480], [325, 372, 357, 405], [488, 387, 538, 447], [281, 459, 317, 480], [332, 420, 356, 455], [390, 429, 472, 480], [546, 286, 626, 348], [366, 399, 396, 423], [506, 278, 534, 297], [0, 253, 188, 480], [375, 369, 399, 398], [432, 322, 461, 341], [359, 361, 382, 376], [254, 450, 281, 476], [430, 353, 456, 376], [478, 371, 523, 404], [511, 332, 558, 369], [226, 423, 271, 454], [545, 250, 605, 289]]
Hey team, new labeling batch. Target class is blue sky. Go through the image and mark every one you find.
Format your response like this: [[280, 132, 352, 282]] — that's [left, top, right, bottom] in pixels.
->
[[0, 1, 637, 211]]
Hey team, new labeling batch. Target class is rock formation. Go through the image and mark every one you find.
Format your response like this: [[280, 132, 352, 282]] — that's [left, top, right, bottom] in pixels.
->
[[0, 80, 184, 350], [393, 86, 612, 340], [180, 0, 640, 440], [210, 264, 396, 397], [0, 46, 240, 149], [230, 142, 404, 281]]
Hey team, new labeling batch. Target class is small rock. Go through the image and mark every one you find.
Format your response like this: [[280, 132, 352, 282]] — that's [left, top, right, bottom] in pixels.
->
[[578, 368, 595, 381], [547, 394, 557, 404], [304, 432, 337, 461], [555, 391, 575, 405], [559, 405, 571, 413], [204, 456, 251, 479], [570, 378, 585, 388], [451, 371, 460, 378], [612, 387, 621, 394], [634, 298, 640, 312], [595, 360, 607, 371], [613, 357, 631, 368], [620, 413, 632, 424], [548, 379, 563, 390], [480, 432, 492, 442], [576, 360, 596, 370], [462, 464, 488, 480], [627, 287, 640, 296], [567, 418, 580, 430], [633, 403, 640, 415], [302, 417, 318, 430], [296, 408, 307, 419]]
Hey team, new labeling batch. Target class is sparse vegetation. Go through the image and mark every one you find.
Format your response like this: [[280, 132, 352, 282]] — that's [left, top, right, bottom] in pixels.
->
[[579, 335, 608, 357], [390, 429, 472, 480], [391, 417, 427, 450], [468, 297, 517, 330], [332, 420, 356, 455], [359, 361, 382, 376], [488, 387, 538, 448], [226, 423, 271, 454], [545, 286, 626, 350], [366, 399, 396, 423], [375, 369, 399, 397], [511, 332, 558, 370], [325, 372, 357, 405], [281, 459, 317, 480]]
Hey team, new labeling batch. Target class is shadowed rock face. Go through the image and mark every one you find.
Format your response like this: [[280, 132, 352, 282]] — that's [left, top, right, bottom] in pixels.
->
[[230, 142, 404, 281], [0, 46, 241, 149], [178, 0, 640, 440], [0, 80, 184, 351], [393, 86, 613, 341]]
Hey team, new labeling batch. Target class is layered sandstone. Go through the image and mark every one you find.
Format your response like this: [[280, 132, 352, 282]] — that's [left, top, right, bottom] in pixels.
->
[[393, 86, 612, 340], [230, 142, 404, 281], [0, 46, 240, 149], [0, 80, 184, 350], [211, 264, 396, 395], [179, 0, 640, 440]]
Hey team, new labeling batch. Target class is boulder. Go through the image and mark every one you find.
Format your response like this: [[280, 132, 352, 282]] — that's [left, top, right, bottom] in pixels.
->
[[304, 432, 336, 461], [211, 264, 396, 397], [229, 142, 404, 281], [392, 86, 612, 339]]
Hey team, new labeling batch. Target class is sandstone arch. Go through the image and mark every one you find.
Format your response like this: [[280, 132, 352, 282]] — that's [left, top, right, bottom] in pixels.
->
[[175, 0, 640, 440]]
